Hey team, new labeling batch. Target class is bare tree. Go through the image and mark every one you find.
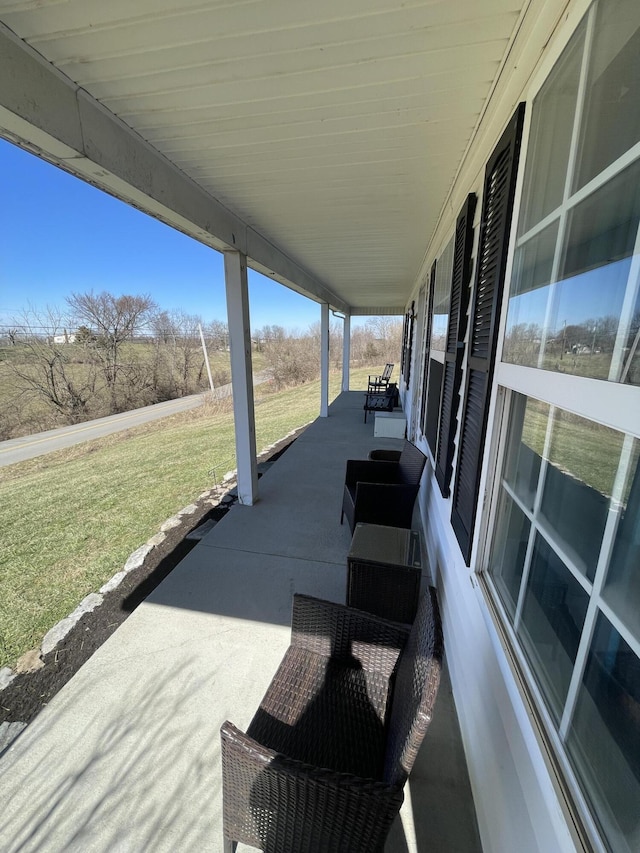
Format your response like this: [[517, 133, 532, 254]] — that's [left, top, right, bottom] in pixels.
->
[[349, 318, 402, 366], [6, 306, 101, 426], [259, 324, 346, 389], [205, 319, 229, 351], [169, 310, 205, 395], [66, 291, 157, 412], [364, 317, 402, 364]]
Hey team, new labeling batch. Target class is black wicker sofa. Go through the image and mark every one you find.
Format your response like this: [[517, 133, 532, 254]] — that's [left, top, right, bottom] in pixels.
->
[[220, 589, 443, 852]]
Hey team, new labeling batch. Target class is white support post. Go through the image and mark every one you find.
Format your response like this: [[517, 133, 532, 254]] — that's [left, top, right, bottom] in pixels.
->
[[342, 314, 351, 392], [320, 303, 330, 417], [224, 250, 258, 505]]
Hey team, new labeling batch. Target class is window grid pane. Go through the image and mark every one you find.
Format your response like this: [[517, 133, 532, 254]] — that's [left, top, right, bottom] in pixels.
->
[[488, 388, 640, 853], [430, 236, 454, 352], [503, 0, 640, 387], [566, 613, 640, 853]]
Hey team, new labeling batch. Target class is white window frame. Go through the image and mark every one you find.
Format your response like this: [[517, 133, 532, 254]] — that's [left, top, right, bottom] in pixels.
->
[[475, 0, 640, 848]]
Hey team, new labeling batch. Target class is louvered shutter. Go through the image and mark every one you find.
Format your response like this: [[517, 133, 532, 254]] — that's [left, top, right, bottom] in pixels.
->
[[434, 193, 477, 497], [400, 313, 409, 376], [404, 302, 415, 386], [451, 103, 525, 564], [420, 261, 437, 437]]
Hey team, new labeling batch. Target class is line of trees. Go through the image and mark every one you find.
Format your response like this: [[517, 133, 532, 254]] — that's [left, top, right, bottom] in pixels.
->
[[0, 292, 231, 438], [0, 292, 402, 440], [253, 316, 401, 390]]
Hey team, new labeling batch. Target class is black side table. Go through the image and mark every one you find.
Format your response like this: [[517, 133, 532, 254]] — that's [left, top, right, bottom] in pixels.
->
[[347, 523, 422, 623]]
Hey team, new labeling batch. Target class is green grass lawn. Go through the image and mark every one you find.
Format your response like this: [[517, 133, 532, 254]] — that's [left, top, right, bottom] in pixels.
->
[[0, 365, 376, 668]]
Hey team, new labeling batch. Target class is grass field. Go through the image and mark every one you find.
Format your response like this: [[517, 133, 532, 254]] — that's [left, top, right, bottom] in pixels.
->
[[0, 366, 375, 669]]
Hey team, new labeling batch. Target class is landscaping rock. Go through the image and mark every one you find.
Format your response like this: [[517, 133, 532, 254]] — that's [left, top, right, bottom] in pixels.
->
[[0, 667, 16, 690], [0, 721, 26, 756], [99, 571, 127, 595], [15, 649, 44, 673], [41, 593, 104, 655], [177, 503, 198, 517], [122, 543, 153, 574], [160, 515, 183, 532]]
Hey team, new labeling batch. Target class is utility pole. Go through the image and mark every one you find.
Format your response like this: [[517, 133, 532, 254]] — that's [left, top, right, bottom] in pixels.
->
[[198, 323, 215, 394]]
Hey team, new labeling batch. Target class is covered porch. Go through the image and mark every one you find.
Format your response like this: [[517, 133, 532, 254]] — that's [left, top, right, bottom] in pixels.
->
[[0, 392, 480, 852]]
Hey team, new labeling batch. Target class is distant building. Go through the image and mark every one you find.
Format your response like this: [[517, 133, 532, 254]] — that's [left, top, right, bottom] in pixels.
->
[[52, 332, 76, 344]]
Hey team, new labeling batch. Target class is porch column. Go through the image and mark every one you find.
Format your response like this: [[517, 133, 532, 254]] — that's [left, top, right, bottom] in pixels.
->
[[320, 302, 330, 417], [224, 250, 258, 505], [341, 314, 351, 391]]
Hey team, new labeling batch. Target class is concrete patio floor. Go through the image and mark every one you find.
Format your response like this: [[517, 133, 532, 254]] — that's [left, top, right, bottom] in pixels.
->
[[0, 391, 481, 853]]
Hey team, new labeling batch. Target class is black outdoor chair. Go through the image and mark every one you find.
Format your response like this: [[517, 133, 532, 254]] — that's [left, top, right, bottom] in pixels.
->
[[220, 589, 443, 853], [363, 382, 399, 423], [340, 441, 427, 533], [367, 363, 394, 393]]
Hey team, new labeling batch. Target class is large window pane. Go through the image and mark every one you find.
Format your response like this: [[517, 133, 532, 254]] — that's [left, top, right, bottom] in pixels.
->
[[518, 536, 590, 722], [540, 411, 623, 581], [430, 236, 454, 351], [490, 491, 530, 620], [503, 393, 549, 511], [424, 357, 443, 456], [525, 158, 640, 383], [519, 21, 585, 232], [603, 441, 640, 640], [567, 614, 640, 853], [574, 0, 640, 191], [504, 222, 558, 367]]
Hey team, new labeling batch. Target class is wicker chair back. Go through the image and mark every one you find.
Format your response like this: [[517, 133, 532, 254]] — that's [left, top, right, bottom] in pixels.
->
[[397, 441, 427, 486], [383, 587, 443, 786]]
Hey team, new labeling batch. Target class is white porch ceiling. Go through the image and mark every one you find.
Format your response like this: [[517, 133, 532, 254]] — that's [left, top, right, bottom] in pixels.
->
[[0, 0, 527, 313]]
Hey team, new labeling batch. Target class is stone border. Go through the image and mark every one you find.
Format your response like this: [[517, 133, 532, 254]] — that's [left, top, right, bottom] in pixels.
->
[[0, 425, 307, 754], [0, 478, 236, 694], [0, 424, 307, 691]]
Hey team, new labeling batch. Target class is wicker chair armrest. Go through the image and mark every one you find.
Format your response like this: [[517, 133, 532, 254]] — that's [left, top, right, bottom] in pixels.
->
[[221, 720, 403, 852], [345, 458, 398, 487], [368, 449, 403, 462], [290, 594, 409, 676]]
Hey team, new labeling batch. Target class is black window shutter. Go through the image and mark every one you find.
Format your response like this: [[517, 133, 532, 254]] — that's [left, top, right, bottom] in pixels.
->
[[404, 302, 415, 386], [400, 313, 409, 376], [434, 193, 477, 498], [451, 103, 525, 564], [420, 261, 437, 437]]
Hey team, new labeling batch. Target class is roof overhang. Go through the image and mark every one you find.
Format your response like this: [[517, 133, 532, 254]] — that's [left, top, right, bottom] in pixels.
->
[[0, 1, 532, 314]]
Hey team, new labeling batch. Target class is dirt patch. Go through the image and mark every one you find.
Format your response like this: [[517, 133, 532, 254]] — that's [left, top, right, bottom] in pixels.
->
[[0, 430, 302, 729]]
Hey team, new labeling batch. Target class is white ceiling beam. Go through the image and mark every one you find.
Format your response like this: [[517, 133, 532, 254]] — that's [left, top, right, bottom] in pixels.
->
[[349, 307, 404, 315]]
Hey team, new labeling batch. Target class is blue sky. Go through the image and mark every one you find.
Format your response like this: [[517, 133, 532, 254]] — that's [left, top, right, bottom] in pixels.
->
[[0, 138, 333, 333]]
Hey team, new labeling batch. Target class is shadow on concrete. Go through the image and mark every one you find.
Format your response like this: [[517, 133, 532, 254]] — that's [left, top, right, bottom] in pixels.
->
[[0, 661, 223, 852], [0, 393, 480, 853]]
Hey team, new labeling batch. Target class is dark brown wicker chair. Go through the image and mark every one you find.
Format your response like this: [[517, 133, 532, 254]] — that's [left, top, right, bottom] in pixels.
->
[[368, 448, 402, 462], [340, 441, 427, 533], [221, 589, 443, 853]]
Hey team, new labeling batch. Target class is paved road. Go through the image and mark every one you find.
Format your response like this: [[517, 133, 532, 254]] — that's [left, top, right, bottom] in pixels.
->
[[0, 375, 268, 467]]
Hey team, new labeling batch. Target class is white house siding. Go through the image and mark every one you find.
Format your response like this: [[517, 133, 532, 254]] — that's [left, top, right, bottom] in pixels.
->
[[402, 0, 613, 850]]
